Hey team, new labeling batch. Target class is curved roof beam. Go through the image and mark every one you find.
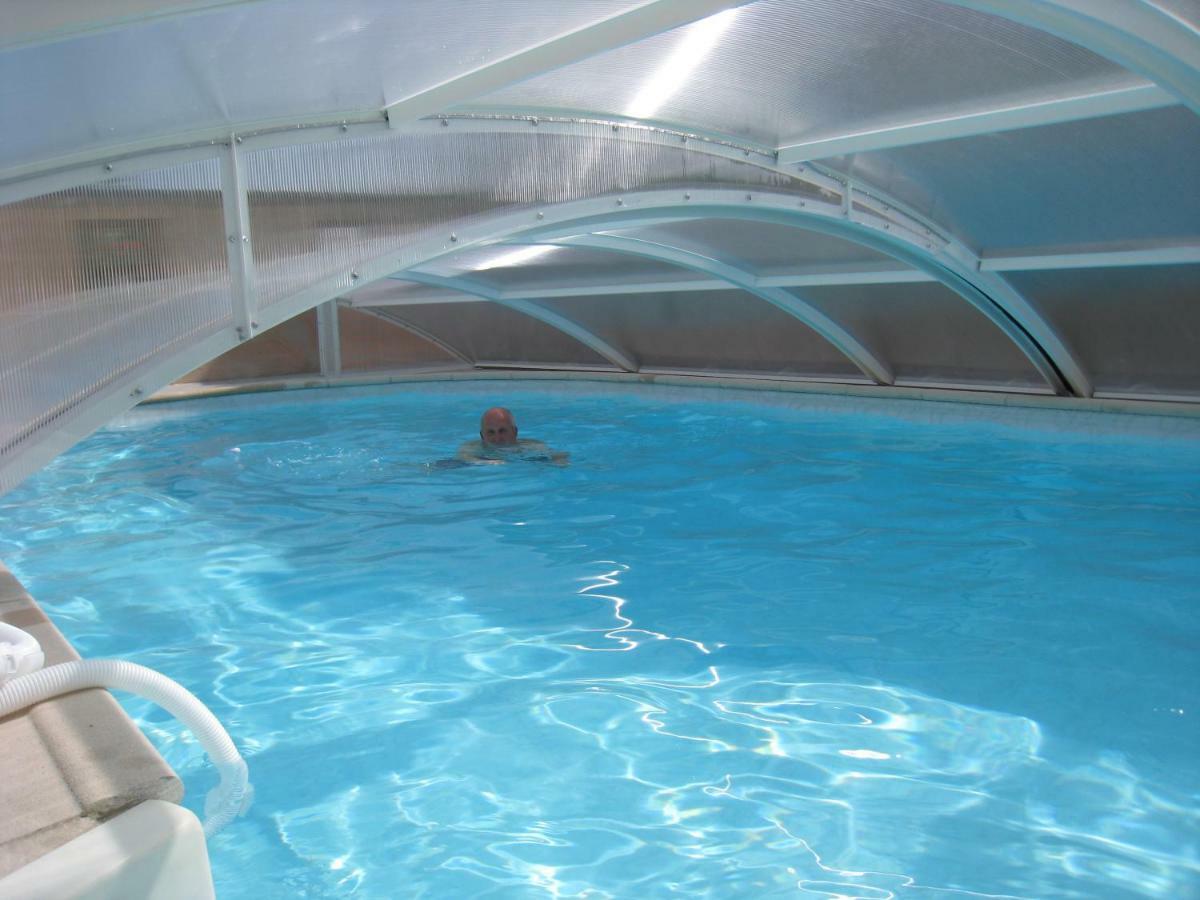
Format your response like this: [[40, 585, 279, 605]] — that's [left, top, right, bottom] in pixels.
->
[[945, 1, 1200, 115], [397, 271, 639, 372], [534, 234, 894, 385], [345, 304, 476, 367], [777, 82, 1178, 163], [492, 196, 1077, 395]]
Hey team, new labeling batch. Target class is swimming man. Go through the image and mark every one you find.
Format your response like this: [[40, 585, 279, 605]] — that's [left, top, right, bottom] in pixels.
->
[[457, 407, 568, 466]]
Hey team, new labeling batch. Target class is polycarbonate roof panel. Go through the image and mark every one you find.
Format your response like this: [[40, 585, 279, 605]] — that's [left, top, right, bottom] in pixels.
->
[[824, 106, 1200, 252], [791, 283, 1046, 388], [416, 245, 693, 289], [467, 0, 1138, 148], [0, 0, 639, 170], [538, 290, 863, 377], [379, 302, 615, 369], [1007, 265, 1200, 398], [610, 218, 895, 273], [243, 127, 811, 308]]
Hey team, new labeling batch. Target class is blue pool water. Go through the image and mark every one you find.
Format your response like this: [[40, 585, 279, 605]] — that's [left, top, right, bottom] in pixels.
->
[[1, 382, 1198, 898]]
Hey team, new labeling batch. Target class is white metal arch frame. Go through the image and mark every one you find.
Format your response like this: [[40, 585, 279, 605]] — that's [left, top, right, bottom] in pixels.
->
[[244, 184, 1088, 395], [475, 195, 1079, 394], [396, 271, 639, 372], [526, 234, 895, 385], [350, 113, 1093, 395], [395, 248, 893, 382]]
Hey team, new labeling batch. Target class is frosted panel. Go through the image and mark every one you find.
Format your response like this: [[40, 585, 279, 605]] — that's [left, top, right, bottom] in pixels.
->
[[179, 310, 319, 382], [245, 128, 817, 309], [538, 290, 863, 378], [0, 160, 231, 465], [1008, 266, 1200, 398], [614, 218, 895, 273], [791, 283, 1046, 388], [472, 0, 1135, 147], [377, 303, 615, 369], [826, 107, 1200, 250], [0, 0, 640, 169], [338, 307, 460, 372]]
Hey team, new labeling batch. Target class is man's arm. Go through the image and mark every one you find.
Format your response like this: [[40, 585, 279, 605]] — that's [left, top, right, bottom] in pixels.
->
[[457, 441, 504, 465]]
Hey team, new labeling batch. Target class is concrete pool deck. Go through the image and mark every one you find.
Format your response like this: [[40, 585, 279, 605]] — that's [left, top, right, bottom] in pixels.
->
[[0, 563, 182, 878]]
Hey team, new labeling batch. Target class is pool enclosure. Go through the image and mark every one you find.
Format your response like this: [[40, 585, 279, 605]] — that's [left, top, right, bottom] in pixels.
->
[[1, 0, 1198, 495]]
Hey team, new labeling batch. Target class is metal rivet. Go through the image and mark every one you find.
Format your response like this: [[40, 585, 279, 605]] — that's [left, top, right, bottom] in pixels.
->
[[537, 212, 544, 220], [228, 235, 238, 243], [743, 149, 750, 157], [350, 271, 359, 280], [530, 117, 539, 127], [745, 193, 752, 201], [684, 193, 691, 200], [799, 200, 806, 207], [241, 235, 248, 243], [450, 234, 458, 242], [234, 136, 243, 144], [612, 125, 619, 132], [250, 321, 259, 329], [440, 119, 449, 127], [616, 198, 624, 207], [104, 164, 114, 172], [340, 123, 349, 132], [130, 387, 143, 398]]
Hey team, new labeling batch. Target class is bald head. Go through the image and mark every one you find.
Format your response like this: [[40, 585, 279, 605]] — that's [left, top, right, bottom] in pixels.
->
[[480, 407, 518, 446]]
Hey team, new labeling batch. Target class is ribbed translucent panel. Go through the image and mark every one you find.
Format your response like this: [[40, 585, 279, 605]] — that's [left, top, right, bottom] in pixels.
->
[[827, 107, 1200, 251], [0, 159, 231, 461], [788, 283, 1045, 389], [538, 290, 863, 378], [470, 0, 1134, 147], [338, 307, 459, 372], [178, 311, 319, 383], [613, 218, 893, 273], [0, 0, 640, 170], [244, 128, 814, 308], [375, 302, 614, 369], [1008, 266, 1200, 398]]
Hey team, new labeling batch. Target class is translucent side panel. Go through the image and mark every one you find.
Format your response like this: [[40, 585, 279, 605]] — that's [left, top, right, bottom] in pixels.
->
[[826, 107, 1200, 251], [613, 218, 894, 273], [376, 303, 614, 369], [419, 245, 693, 288], [245, 128, 816, 308], [0, 0, 639, 169], [791, 283, 1045, 388], [179, 310, 319, 382], [0, 160, 231, 458], [1007, 266, 1200, 398], [338, 307, 459, 372], [536, 290, 863, 378], [471, 0, 1135, 147]]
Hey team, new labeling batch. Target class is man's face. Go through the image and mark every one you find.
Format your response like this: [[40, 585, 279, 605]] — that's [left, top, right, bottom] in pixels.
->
[[481, 412, 518, 446]]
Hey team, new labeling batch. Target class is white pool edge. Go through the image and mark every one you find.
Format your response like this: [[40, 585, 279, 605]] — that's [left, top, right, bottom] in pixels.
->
[[0, 800, 214, 900]]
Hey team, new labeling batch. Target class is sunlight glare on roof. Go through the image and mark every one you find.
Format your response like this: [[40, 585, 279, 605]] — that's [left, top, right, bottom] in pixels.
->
[[624, 9, 739, 121], [471, 245, 562, 271]]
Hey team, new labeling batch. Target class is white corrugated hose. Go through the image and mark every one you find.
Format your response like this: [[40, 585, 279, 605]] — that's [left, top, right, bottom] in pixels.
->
[[0, 622, 251, 836]]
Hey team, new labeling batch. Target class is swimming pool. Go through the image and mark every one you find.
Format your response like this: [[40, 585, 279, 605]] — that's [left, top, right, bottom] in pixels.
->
[[2, 381, 1198, 898]]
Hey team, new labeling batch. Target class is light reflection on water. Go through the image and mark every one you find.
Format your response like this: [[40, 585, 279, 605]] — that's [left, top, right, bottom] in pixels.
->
[[1, 382, 1198, 899]]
